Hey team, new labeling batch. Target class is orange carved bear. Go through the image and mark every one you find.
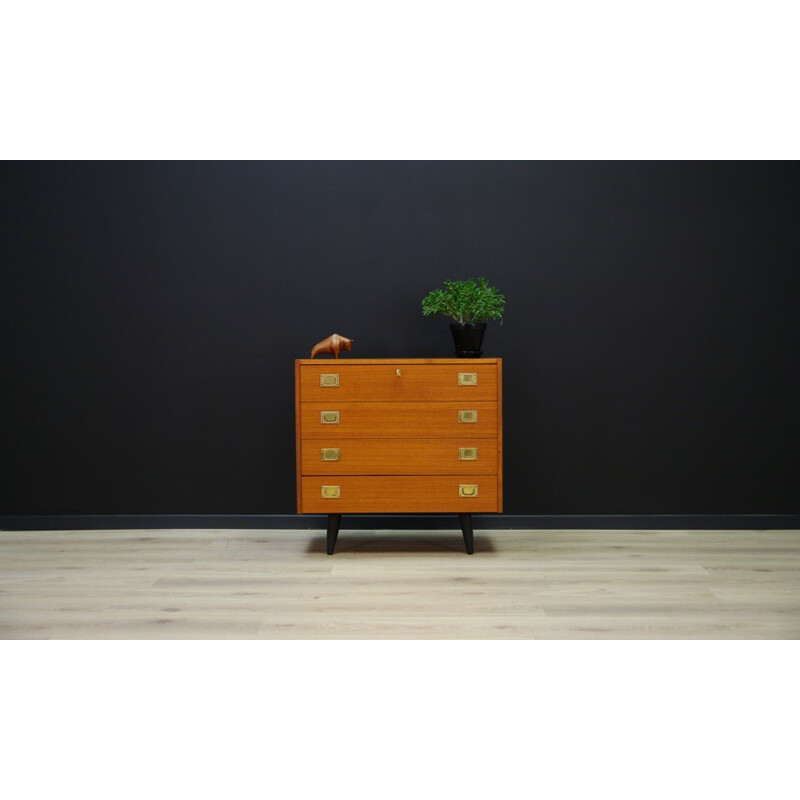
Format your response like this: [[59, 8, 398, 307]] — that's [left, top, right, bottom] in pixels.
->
[[310, 333, 354, 359]]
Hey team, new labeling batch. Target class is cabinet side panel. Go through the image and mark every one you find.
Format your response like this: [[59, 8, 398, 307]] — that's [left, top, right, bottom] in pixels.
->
[[295, 360, 302, 513], [497, 357, 503, 512]]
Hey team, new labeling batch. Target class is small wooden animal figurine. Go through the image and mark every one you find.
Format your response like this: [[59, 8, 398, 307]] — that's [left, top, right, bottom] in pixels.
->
[[310, 333, 354, 359]]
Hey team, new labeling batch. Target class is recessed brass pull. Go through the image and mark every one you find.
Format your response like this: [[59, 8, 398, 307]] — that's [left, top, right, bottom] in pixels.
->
[[459, 484, 479, 497], [319, 373, 339, 387], [458, 409, 478, 423], [458, 372, 478, 386], [458, 447, 478, 460], [320, 411, 340, 424], [320, 448, 340, 461], [321, 485, 341, 498]]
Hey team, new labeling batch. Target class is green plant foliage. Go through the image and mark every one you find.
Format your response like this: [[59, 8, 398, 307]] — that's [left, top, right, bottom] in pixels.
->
[[421, 277, 505, 324]]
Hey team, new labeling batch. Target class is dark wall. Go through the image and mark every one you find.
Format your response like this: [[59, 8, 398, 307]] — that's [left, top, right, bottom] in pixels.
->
[[2, 162, 798, 516]]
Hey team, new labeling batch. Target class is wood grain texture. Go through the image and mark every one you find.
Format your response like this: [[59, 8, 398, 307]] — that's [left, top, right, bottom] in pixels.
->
[[300, 475, 499, 513], [299, 401, 498, 439], [299, 362, 498, 402], [295, 360, 302, 512], [1, 528, 797, 639], [295, 358, 499, 365], [497, 357, 503, 512], [301, 438, 498, 476], [295, 358, 502, 518]]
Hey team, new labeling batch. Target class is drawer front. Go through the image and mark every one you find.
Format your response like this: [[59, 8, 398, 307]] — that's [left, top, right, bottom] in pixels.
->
[[299, 363, 497, 402], [300, 475, 499, 513], [301, 438, 497, 476], [299, 402, 498, 439]]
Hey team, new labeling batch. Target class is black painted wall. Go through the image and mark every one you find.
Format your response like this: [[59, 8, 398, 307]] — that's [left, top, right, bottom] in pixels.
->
[[1, 162, 798, 517]]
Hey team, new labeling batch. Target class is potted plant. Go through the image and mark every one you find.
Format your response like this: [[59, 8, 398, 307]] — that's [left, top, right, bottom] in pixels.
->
[[421, 277, 505, 357]]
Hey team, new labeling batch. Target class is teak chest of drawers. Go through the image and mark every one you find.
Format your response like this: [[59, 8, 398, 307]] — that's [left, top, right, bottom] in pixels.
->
[[295, 358, 503, 553]]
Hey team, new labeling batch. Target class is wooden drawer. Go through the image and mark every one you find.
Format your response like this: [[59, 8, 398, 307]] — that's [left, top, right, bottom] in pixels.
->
[[300, 475, 499, 513], [301, 438, 497, 476], [299, 362, 498, 402], [299, 401, 498, 439]]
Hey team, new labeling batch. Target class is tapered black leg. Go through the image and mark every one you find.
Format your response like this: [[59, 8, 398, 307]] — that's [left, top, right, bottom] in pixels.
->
[[327, 514, 342, 555], [459, 513, 474, 555]]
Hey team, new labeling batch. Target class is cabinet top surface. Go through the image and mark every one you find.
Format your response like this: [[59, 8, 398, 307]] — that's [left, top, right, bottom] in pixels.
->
[[296, 358, 501, 365]]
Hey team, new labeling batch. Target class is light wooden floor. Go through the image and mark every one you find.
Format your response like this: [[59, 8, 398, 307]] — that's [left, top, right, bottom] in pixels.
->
[[1, 528, 798, 639]]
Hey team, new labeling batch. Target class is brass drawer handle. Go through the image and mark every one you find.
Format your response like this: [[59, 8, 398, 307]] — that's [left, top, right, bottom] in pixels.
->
[[320, 411, 340, 424], [320, 448, 340, 461], [321, 485, 341, 498], [459, 484, 479, 497], [458, 372, 478, 386], [458, 409, 478, 423], [458, 447, 478, 461], [319, 373, 339, 387]]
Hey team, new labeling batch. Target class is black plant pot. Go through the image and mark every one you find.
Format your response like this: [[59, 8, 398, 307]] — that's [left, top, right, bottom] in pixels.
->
[[450, 323, 486, 358]]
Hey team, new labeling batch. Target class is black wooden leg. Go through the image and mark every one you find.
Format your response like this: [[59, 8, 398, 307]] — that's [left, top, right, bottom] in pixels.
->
[[459, 513, 474, 555], [327, 514, 342, 555]]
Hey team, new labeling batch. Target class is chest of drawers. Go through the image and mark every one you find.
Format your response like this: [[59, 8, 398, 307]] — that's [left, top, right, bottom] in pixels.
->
[[294, 358, 503, 553]]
